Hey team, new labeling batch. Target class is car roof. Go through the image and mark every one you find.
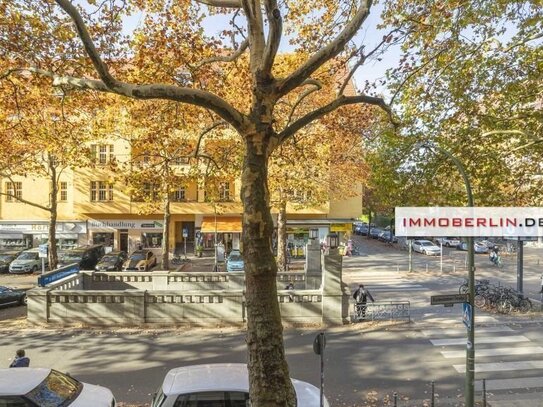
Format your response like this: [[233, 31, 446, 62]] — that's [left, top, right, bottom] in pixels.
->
[[161, 363, 321, 405], [0, 250, 22, 255], [0, 368, 50, 395]]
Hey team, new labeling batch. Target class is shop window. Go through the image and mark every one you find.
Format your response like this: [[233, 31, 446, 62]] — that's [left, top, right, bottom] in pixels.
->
[[219, 182, 230, 201], [93, 232, 114, 247], [142, 232, 162, 248], [90, 181, 114, 202], [59, 182, 68, 202], [4, 182, 22, 202], [91, 144, 114, 165], [172, 186, 186, 202]]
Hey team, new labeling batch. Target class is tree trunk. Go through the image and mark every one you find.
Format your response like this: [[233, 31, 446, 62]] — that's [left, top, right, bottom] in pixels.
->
[[48, 160, 58, 270], [242, 136, 296, 406], [162, 193, 171, 270], [276, 200, 287, 272]]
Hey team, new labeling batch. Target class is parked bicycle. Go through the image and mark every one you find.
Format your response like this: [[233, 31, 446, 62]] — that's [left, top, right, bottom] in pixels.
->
[[460, 279, 533, 313]]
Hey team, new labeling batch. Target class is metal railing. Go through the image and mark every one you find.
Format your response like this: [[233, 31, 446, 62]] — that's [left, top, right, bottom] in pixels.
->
[[352, 301, 410, 322]]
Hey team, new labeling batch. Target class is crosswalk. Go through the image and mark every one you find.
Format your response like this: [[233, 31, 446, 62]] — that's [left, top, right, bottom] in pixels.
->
[[349, 270, 427, 293], [421, 316, 543, 394]]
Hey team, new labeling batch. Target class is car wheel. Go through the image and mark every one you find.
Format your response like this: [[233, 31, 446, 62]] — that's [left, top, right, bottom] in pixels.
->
[[32, 265, 38, 273]]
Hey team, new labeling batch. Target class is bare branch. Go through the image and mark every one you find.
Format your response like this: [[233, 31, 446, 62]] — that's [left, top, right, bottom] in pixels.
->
[[262, 0, 282, 74], [194, 121, 229, 157], [241, 0, 266, 74], [278, 94, 396, 143], [194, 39, 249, 69], [193, 0, 242, 8], [278, 0, 372, 97]]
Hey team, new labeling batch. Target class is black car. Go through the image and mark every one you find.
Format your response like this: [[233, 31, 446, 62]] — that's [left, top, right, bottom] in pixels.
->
[[57, 244, 105, 270], [0, 286, 26, 307], [0, 250, 22, 273], [95, 251, 127, 271]]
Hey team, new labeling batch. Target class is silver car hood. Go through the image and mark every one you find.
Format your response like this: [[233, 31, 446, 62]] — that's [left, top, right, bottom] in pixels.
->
[[70, 382, 115, 407]]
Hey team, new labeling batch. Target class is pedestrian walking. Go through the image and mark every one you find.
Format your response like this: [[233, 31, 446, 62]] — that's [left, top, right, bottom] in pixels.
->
[[9, 349, 30, 368], [352, 284, 375, 319]]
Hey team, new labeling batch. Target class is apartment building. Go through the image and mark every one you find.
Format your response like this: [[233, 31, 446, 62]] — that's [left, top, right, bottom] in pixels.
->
[[0, 137, 362, 256]]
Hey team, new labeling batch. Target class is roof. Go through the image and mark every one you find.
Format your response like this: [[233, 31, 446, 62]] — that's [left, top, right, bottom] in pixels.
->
[[0, 368, 50, 395], [161, 363, 323, 406]]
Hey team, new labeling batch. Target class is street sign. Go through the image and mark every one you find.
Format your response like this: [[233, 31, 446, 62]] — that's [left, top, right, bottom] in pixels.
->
[[431, 293, 469, 306], [463, 303, 472, 330], [182, 228, 188, 238], [38, 244, 48, 259]]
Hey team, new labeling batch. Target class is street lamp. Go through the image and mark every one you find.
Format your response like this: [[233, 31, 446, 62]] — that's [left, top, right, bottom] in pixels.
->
[[326, 233, 339, 250], [421, 142, 475, 407], [310, 228, 319, 240]]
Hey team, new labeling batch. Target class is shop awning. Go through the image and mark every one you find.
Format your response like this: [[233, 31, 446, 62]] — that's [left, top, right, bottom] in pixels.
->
[[56, 234, 79, 239], [200, 216, 242, 233], [0, 233, 24, 239]]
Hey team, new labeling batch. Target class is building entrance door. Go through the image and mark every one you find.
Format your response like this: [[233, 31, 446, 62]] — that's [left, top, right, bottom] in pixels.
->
[[119, 230, 128, 252]]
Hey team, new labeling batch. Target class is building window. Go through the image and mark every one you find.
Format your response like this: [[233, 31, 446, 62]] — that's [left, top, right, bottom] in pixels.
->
[[142, 232, 162, 248], [90, 181, 114, 202], [91, 144, 114, 164], [93, 232, 114, 247], [219, 182, 230, 201], [172, 187, 186, 202], [59, 182, 68, 202], [5, 182, 22, 202]]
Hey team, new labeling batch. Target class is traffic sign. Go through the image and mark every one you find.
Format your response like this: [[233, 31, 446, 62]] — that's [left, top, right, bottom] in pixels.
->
[[431, 293, 469, 306], [38, 244, 48, 258], [463, 303, 472, 330]]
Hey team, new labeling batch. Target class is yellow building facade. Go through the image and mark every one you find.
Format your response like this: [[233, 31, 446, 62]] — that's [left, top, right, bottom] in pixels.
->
[[0, 137, 362, 256]]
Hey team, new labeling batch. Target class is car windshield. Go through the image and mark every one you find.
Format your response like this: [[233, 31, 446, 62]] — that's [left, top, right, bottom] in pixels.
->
[[60, 254, 83, 262], [25, 370, 82, 407], [0, 254, 14, 262], [421, 242, 435, 246], [229, 255, 243, 262], [100, 255, 118, 263], [130, 253, 146, 261], [18, 252, 37, 260]]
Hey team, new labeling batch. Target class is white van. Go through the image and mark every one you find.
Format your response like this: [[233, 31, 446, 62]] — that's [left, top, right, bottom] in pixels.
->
[[151, 363, 329, 407], [9, 248, 48, 274]]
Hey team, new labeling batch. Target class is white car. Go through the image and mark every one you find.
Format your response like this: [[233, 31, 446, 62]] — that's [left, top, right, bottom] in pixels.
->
[[9, 248, 48, 274], [412, 240, 441, 256], [434, 237, 460, 247], [0, 368, 116, 406], [151, 363, 329, 407]]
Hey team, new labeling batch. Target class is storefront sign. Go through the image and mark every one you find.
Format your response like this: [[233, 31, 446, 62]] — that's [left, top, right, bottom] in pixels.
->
[[88, 219, 163, 230], [38, 264, 80, 287], [330, 223, 352, 232], [0, 222, 86, 234]]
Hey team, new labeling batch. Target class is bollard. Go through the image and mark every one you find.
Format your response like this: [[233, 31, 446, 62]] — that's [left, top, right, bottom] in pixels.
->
[[431, 381, 435, 407], [482, 378, 487, 407], [426, 263, 428, 273], [393, 392, 398, 407], [453, 265, 456, 273]]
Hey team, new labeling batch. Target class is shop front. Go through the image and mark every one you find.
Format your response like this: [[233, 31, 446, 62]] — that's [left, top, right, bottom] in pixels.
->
[[199, 216, 242, 254], [284, 219, 353, 257], [0, 221, 86, 250], [87, 219, 164, 254]]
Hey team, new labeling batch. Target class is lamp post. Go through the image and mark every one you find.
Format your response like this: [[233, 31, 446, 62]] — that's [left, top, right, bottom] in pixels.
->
[[423, 143, 475, 407]]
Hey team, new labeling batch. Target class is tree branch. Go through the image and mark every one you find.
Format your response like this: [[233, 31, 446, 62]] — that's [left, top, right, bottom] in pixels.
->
[[193, 0, 242, 8], [278, 94, 396, 143], [194, 39, 249, 69], [285, 79, 322, 126], [262, 0, 282, 74], [242, 0, 266, 74], [194, 121, 229, 157], [51, 1, 246, 130], [277, 0, 372, 97]]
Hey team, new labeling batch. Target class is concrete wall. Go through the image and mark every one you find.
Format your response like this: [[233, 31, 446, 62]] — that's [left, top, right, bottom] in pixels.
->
[[26, 257, 347, 327]]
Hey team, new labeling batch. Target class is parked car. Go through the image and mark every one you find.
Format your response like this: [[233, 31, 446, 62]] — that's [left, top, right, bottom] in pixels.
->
[[369, 228, 382, 239], [0, 368, 115, 406], [434, 237, 461, 247], [226, 250, 244, 272], [123, 249, 157, 271], [9, 248, 47, 274], [95, 251, 128, 271], [354, 223, 369, 235], [456, 241, 490, 253], [58, 244, 105, 270], [151, 363, 329, 407], [0, 250, 22, 273], [378, 231, 397, 243], [0, 285, 26, 307], [412, 240, 441, 256]]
